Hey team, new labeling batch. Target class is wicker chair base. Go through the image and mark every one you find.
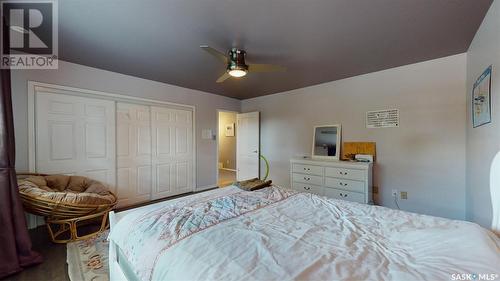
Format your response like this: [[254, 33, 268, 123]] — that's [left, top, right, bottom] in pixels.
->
[[46, 208, 111, 244], [17, 172, 117, 244]]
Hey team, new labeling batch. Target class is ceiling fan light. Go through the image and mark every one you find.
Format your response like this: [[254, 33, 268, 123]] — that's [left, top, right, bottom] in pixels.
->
[[228, 69, 247, 78]]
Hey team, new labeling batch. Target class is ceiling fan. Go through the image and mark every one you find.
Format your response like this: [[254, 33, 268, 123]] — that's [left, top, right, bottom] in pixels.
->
[[200, 45, 286, 83]]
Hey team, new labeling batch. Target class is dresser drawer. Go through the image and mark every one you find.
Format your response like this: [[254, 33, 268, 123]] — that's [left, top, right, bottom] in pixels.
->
[[292, 182, 323, 195], [292, 173, 323, 186], [324, 188, 365, 203], [324, 177, 364, 193], [325, 167, 365, 180], [292, 164, 323, 176]]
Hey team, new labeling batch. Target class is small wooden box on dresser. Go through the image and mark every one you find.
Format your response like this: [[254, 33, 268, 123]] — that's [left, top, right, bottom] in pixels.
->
[[290, 157, 373, 204]]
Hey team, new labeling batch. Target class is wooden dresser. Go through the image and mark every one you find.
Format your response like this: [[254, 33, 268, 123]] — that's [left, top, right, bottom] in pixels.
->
[[290, 157, 373, 204]]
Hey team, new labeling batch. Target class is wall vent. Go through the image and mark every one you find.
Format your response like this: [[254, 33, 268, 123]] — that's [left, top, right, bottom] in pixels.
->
[[366, 109, 399, 128]]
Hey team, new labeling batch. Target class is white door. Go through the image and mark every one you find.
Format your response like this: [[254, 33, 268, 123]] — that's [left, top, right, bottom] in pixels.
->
[[151, 106, 193, 199], [35, 92, 116, 187], [236, 112, 260, 181], [116, 103, 152, 207]]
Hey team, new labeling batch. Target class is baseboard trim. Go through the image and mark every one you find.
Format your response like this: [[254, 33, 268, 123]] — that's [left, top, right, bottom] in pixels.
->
[[219, 168, 237, 172], [26, 213, 44, 229], [196, 185, 218, 191]]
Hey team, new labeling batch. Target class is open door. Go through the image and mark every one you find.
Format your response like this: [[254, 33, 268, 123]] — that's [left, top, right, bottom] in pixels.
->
[[236, 112, 260, 181]]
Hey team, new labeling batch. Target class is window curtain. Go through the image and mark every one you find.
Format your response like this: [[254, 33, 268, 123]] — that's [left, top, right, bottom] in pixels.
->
[[0, 26, 43, 278]]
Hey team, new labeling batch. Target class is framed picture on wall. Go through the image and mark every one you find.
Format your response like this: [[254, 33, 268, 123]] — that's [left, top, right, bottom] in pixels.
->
[[472, 65, 492, 128], [225, 123, 235, 137]]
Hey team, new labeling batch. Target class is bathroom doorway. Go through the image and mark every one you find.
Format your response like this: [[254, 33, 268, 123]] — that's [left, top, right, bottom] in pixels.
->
[[217, 110, 237, 187]]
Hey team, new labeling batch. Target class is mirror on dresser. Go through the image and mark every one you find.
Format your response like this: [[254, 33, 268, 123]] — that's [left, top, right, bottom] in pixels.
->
[[312, 125, 341, 160]]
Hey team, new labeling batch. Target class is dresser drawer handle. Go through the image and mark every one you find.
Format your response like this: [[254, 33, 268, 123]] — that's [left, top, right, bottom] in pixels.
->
[[339, 193, 348, 198], [303, 186, 310, 190], [340, 182, 348, 186], [303, 167, 311, 171], [303, 177, 311, 181], [339, 171, 348, 175]]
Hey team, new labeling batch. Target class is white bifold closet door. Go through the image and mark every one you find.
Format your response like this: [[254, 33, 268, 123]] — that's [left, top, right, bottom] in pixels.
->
[[35, 92, 116, 186], [151, 106, 193, 200], [116, 103, 152, 207], [116, 104, 194, 204], [35, 90, 194, 208]]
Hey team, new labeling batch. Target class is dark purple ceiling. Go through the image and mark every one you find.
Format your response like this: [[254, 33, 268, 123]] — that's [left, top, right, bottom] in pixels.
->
[[58, 0, 492, 99]]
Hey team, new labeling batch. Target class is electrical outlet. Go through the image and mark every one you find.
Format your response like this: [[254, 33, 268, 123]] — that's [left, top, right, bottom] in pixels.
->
[[400, 191, 408, 200], [392, 189, 398, 198]]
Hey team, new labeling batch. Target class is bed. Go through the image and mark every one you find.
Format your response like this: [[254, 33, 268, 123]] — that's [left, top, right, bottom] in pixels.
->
[[108, 185, 500, 281]]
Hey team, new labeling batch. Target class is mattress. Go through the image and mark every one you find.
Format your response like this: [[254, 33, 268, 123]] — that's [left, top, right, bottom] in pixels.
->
[[109, 185, 500, 281]]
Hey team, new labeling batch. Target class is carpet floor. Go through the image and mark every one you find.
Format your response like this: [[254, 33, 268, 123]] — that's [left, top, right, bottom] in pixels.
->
[[3, 226, 69, 281]]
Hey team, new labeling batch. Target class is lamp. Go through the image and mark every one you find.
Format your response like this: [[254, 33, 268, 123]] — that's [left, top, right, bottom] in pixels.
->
[[228, 69, 247, 77]]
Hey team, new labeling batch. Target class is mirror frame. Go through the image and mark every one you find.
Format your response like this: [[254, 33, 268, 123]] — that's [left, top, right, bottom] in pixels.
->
[[311, 124, 341, 160]]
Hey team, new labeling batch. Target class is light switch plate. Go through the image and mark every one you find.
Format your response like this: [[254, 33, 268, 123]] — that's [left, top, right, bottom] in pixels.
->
[[201, 129, 213, 140]]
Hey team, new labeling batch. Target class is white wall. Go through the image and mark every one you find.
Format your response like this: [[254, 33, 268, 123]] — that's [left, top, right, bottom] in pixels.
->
[[466, 1, 500, 229], [11, 60, 240, 190], [242, 54, 467, 220], [10, 53, 471, 221]]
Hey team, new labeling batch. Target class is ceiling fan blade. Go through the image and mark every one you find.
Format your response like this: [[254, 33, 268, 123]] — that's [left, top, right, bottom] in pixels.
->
[[248, 63, 286, 73], [200, 45, 228, 64], [216, 72, 231, 83]]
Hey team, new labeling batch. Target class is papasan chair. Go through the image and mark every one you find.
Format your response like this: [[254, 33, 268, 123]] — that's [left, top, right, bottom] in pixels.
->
[[17, 173, 117, 243]]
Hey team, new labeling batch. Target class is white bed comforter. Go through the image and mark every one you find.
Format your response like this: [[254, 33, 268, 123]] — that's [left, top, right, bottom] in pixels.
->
[[109, 186, 500, 281]]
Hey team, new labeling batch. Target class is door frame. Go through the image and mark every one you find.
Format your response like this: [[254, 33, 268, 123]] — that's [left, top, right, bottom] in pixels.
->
[[27, 81, 197, 192], [216, 109, 239, 187]]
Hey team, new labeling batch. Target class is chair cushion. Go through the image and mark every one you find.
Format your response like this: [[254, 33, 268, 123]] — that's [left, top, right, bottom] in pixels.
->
[[45, 175, 70, 191], [67, 176, 91, 192], [18, 175, 116, 205]]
